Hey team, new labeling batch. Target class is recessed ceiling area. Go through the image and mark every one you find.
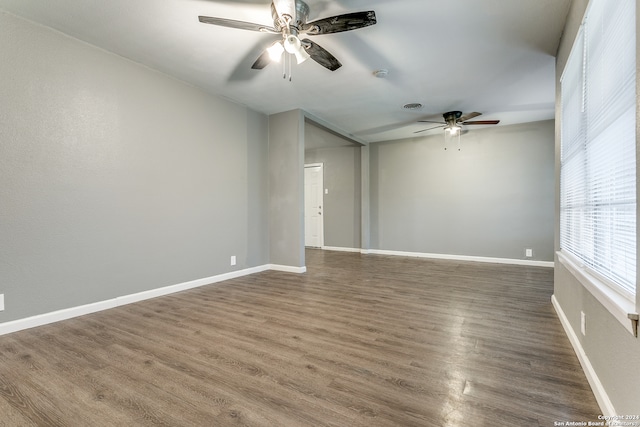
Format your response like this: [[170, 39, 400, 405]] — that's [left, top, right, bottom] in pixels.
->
[[0, 0, 571, 143]]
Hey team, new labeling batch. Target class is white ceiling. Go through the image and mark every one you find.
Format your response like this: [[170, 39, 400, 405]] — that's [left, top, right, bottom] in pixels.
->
[[0, 0, 571, 143]]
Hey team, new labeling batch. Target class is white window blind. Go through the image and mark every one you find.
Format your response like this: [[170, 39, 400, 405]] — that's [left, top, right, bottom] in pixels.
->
[[560, 0, 636, 297]]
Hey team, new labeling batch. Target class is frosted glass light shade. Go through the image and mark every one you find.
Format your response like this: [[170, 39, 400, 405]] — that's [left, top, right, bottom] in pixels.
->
[[267, 42, 284, 62]]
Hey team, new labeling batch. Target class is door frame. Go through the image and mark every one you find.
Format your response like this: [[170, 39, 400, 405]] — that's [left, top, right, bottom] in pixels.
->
[[304, 163, 325, 248]]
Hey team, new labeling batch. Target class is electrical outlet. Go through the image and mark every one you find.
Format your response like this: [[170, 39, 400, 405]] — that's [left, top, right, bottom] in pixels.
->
[[0, 294, 4, 311], [581, 311, 587, 336], [525, 248, 533, 257], [230, 256, 237, 266]]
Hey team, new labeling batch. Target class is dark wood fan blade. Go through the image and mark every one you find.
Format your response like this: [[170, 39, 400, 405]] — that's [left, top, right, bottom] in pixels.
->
[[414, 125, 446, 134], [251, 50, 271, 70], [462, 120, 500, 125], [198, 16, 278, 33], [457, 112, 482, 122], [301, 11, 377, 35], [301, 39, 342, 71]]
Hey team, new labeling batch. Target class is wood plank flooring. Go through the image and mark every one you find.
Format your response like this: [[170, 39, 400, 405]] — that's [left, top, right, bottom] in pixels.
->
[[0, 250, 601, 426]]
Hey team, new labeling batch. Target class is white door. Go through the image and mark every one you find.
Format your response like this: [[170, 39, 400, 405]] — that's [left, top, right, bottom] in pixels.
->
[[304, 164, 324, 248]]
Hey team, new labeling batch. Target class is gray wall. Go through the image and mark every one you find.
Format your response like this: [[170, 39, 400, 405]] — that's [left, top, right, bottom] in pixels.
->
[[370, 120, 555, 261], [268, 110, 305, 268], [0, 12, 269, 322], [553, 0, 640, 414], [305, 125, 362, 250]]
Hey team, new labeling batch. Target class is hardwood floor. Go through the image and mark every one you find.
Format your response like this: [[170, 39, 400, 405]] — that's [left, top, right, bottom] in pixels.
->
[[0, 250, 600, 426]]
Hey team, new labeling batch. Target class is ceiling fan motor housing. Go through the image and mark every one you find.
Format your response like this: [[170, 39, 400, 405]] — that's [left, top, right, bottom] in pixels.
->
[[272, 0, 310, 31], [443, 111, 463, 122]]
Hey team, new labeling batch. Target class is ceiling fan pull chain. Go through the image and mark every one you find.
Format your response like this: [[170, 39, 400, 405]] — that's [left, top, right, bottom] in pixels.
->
[[289, 55, 292, 82], [282, 52, 286, 79]]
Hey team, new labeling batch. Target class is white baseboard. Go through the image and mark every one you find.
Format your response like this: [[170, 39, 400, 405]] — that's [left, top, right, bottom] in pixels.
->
[[322, 246, 362, 253], [268, 264, 307, 274], [0, 250, 549, 338], [551, 294, 616, 416], [0, 264, 303, 336], [0, 299, 122, 337], [113, 265, 271, 307], [367, 249, 554, 268], [318, 246, 554, 266]]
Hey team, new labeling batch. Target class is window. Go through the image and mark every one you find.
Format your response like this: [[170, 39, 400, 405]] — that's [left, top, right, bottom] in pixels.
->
[[560, 0, 636, 299]]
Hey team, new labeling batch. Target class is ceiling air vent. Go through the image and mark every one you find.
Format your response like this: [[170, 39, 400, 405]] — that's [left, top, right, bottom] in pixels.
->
[[403, 103, 423, 110]]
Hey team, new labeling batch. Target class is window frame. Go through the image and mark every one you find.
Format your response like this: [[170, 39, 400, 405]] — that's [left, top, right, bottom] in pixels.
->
[[558, 0, 638, 335]]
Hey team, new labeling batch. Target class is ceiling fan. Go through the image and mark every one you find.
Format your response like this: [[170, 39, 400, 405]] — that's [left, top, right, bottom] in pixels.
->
[[198, 0, 377, 73], [414, 111, 500, 135]]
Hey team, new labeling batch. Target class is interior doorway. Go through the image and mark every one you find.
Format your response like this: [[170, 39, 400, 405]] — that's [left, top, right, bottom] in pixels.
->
[[304, 163, 324, 248]]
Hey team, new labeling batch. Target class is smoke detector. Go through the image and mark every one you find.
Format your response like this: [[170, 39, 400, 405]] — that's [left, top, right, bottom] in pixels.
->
[[373, 69, 389, 78]]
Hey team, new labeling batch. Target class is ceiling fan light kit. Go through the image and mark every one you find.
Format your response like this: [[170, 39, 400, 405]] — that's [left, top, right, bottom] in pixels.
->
[[198, 0, 377, 80], [447, 125, 461, 136], [283, 35, 310, 64]]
